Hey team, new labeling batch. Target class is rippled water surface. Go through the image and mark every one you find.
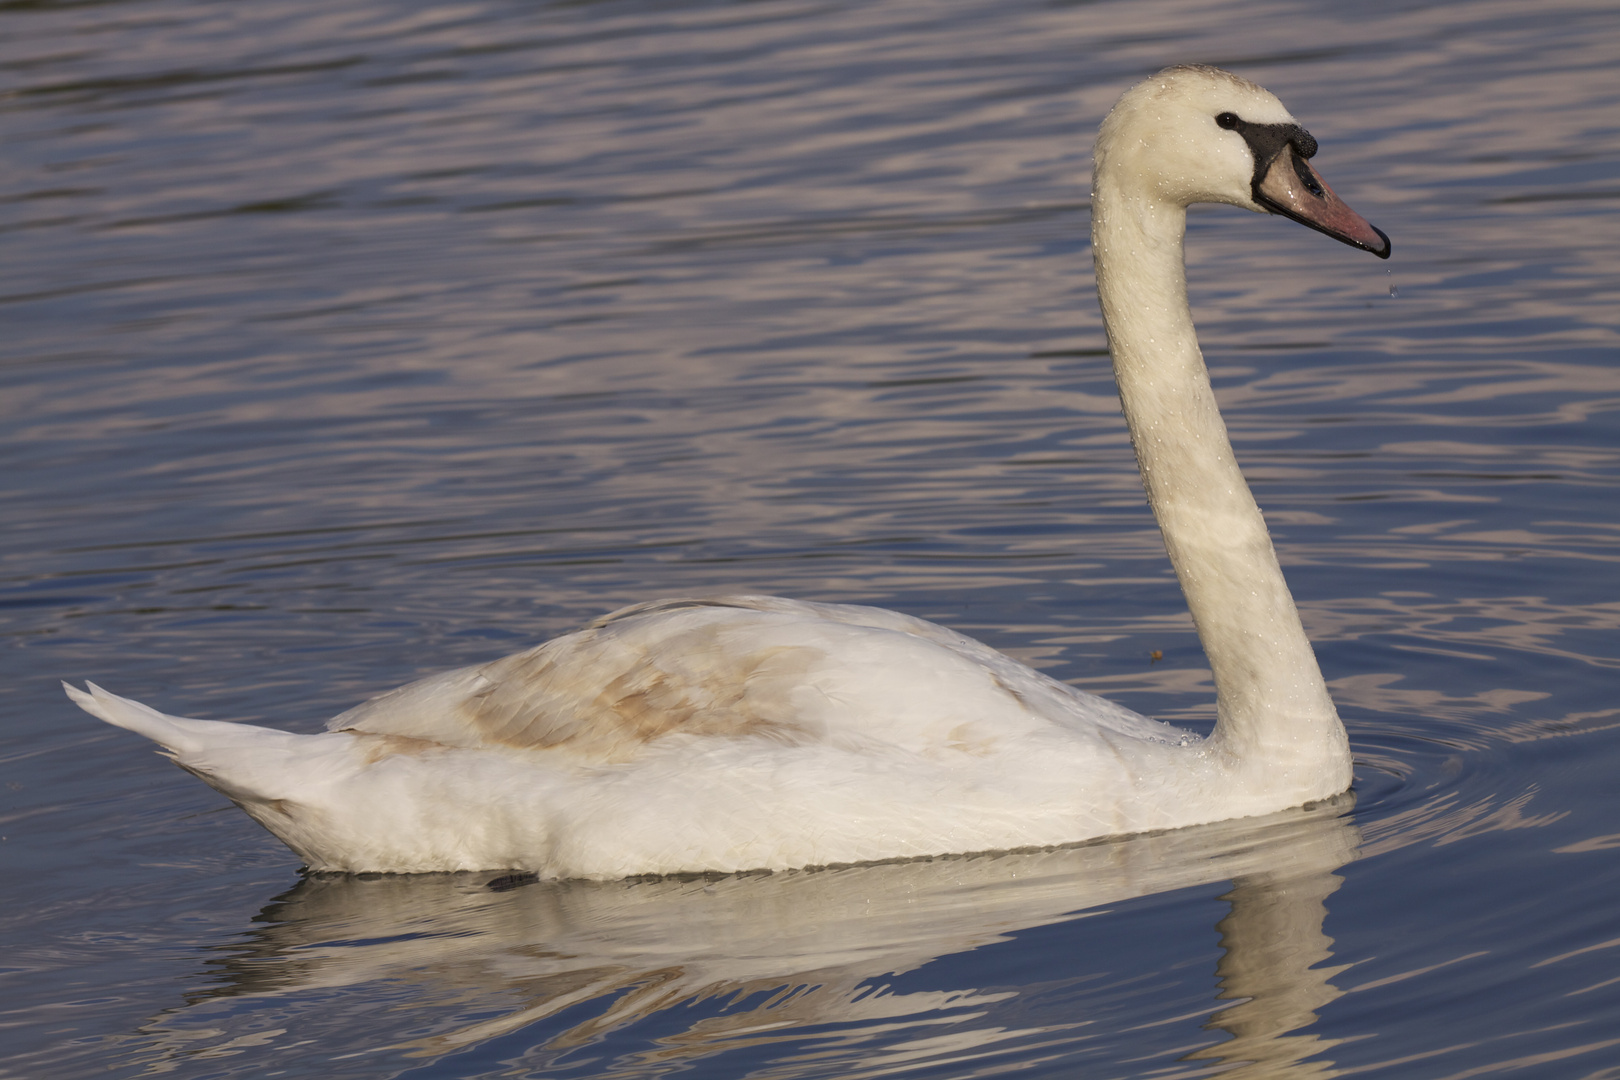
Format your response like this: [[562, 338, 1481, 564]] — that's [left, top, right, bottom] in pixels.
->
[[3, 0, 1619, 1076]]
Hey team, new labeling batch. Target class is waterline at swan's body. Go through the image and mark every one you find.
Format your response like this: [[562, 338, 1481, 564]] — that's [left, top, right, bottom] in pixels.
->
[[69, 65, 1386, 877]]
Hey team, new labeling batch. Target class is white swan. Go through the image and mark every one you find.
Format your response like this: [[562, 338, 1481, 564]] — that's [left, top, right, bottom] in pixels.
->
[[68, 66, 1389, 878]]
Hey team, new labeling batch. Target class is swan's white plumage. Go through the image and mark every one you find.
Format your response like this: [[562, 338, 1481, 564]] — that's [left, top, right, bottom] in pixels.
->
[[70, 65, 1384, 878]]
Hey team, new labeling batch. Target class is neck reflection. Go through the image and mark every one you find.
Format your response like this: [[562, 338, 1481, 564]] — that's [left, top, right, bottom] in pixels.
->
[[1188, 866, 1349, 1079]]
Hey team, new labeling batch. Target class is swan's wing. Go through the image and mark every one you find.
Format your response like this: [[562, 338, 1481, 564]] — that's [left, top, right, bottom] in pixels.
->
[[326, 596, 1189, 761], [327, 600, 831, 760], [713, 596, 1190, 745]]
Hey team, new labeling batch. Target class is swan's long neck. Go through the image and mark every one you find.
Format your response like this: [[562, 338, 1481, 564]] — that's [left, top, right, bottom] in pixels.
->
[[1091, 179, 1348, 787]]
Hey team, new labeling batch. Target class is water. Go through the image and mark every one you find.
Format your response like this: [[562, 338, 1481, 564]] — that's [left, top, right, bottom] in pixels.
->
[[2, 0, 1618, 1075]]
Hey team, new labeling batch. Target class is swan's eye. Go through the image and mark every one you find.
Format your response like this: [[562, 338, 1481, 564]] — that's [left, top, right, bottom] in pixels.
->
[[1215, 112, 1240, 130]]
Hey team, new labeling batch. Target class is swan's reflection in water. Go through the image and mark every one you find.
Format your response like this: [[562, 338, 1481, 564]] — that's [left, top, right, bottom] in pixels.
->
[[144, 799, 1359, 1077], [1189, 868, 1348, 1080]]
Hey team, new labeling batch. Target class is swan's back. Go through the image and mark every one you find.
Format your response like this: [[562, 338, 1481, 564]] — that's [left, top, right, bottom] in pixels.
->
[[328, 596, 1184, 762]]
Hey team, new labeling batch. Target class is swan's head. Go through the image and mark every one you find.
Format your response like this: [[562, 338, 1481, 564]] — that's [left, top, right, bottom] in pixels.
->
[[1095, 65, 1389, 258]]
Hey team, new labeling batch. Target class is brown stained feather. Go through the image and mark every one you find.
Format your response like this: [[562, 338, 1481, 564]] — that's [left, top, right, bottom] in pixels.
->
[[989, 672, 1030, 710], [452, 621, 827, 762], [355, 732, 446, 765]]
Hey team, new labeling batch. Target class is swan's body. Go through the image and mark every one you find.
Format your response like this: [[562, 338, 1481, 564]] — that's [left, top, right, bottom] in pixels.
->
[[70, 66, 1388, 878]]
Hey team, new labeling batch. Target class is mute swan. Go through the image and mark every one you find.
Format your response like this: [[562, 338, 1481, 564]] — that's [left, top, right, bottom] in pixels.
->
[[68, 66, 1389, 878]]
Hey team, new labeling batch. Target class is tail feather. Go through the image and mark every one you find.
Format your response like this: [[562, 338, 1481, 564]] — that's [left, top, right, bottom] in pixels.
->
[[64, 682, 277, 757], [66, 682, 367, 869]]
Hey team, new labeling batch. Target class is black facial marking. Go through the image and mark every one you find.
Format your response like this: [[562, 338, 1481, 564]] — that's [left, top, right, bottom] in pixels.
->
[[1212, 112, 1320, 200]]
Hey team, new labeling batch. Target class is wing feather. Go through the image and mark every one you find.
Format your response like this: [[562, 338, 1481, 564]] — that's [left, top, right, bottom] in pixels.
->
[[326, 595, 1182, 763]]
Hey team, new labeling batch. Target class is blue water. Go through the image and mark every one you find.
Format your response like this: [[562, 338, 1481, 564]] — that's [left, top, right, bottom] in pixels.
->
[[3, 0, 1619, 1076]]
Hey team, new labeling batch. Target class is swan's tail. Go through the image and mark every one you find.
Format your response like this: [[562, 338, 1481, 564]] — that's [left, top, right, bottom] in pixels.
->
[[64, 681, 274, 758], [64, 682, 343, 800], [66, 682, 368, 869]]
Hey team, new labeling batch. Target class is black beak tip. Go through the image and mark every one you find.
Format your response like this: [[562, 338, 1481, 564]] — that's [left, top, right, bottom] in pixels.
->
[[1369, 226, 1391, 259]]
